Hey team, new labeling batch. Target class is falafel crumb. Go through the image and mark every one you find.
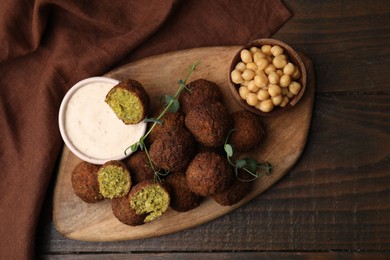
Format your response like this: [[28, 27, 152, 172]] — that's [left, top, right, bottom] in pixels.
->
[[130, 185, 170, 223], [105, 88, 144, 124], [98, 165, 131, 199]]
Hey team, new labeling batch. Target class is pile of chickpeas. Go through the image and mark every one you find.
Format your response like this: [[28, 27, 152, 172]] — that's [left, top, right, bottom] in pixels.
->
[[231, 44, 302, 113]]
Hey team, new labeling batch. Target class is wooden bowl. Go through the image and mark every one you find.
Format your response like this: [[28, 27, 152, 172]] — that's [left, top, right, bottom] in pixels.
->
[[228, 38, 307, 117]]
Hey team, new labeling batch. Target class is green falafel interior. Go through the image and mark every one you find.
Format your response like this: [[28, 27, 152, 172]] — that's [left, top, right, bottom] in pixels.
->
[[98, 163, 131, 199], [105, 88, 145, 124], [130, 184, 170, 223]]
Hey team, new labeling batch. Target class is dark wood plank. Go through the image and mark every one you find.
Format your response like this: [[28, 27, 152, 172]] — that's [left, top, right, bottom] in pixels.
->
[[274, 0, 390, 93], [41, 252, 390, 260]]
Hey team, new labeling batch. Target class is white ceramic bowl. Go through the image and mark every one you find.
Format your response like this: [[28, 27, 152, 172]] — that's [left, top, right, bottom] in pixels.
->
[[58, 77, 147, 164]]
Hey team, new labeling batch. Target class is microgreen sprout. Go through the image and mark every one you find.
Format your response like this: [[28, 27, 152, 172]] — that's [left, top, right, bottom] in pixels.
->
[[124, 62, 200, 179], [224, 129, 272, 181]]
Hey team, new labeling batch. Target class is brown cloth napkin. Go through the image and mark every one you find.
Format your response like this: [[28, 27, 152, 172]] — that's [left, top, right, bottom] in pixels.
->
[[0, 0, 291, 259]]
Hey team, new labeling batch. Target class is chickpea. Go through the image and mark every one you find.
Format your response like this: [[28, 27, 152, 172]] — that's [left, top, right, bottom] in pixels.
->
[[235, 62, 246, 72], [242, 69, 256, 81], [239, 86, 249, 99], [279, 54, 288, 60], [273, 55, 287, 69], [250, 46, 260, 53], [240, 49, 253, 63], [268, 84, 281, 97], [242, 80, 250, 86], [246, 62, 258, 71], [276, 69, 283, 77], [248, 80, 259, 92], [253, 52, 265, 63], [264, 64, 276, 75], [272, 94, 283, 106], [283, 62, 295, 75], [255, 101, 262, 110], [257, 89, 270, 101], [280, 96, 290, 107], [289, 81, 302, 95], [246, 93, 259, 106], [279, 74, 291, 87], [259, 99, 274, 112], [287, 91, 295, 99], [231, 70, 243, 84], [255, 58, 269, 71], [281, 87, 289, 96], [254, 72, 268, 88], [268, 72, 280, 85], [292, 66, 301, 79], [261, 45, 272, 54], [271, 45, 284, 56]]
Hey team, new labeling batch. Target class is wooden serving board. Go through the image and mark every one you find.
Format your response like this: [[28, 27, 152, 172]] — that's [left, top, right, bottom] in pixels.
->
[[53, 46, 315, 241]]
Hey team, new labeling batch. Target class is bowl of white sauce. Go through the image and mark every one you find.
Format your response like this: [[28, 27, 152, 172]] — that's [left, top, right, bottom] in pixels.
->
[[58, 77, 147, 164]]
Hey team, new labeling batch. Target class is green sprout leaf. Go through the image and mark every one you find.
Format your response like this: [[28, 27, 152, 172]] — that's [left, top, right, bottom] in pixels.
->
[[139, 142, 145, 150], [223, 128, 272, 182], [224, 143, 234, 157], [242, 157, 259, 173], [164, 95, 174, 105], [169, 98, 180, 113], [235, 159, 246, 168], [129, 142, 139, 153], [144, 118, 163, 125]]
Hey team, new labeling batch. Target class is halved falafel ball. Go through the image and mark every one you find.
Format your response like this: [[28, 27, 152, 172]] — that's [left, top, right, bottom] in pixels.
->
[[111, 192, 146, 226], [179, 79, 223, 114], [228, 110, 265, 152], [122, 150, 155, 184], [149, 128, 196, 172], [71, 161, 103, 203], [147, 107, 185, 143], [185, 101, 232, 148], [129, 180, 170, 223], [97, 160, 131, 199], [186, 151, 233, 196], [105, 79, 149, 124], [165, 172, 202, 212], [211, 179, 251, 206]]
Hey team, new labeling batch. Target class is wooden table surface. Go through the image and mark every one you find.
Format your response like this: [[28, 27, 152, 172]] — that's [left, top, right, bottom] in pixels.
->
[[37, 0, 390, 259]]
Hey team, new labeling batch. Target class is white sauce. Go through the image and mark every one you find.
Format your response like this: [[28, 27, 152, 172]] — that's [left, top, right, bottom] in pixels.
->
[[64, 81, 146, 161]]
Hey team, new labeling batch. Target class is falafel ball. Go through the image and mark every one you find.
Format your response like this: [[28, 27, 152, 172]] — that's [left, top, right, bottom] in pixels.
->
[[122, 150, 155, 184], [129, 179, 170, 223], [186, 151, 233, 196], [105, 79, 150, 124], [97, 160, 131, 199], [147, 107, 185, 143], [179, 79, 223, 114], [165, 172, 202, 212], [71, 161, 103, 203], [185, 101, 232, 148], [149, 128, 196, 172], [228, 110, 265, 152], [111, 192, 146, 226], [211, 179, 251, 206]]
